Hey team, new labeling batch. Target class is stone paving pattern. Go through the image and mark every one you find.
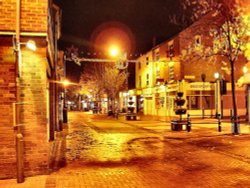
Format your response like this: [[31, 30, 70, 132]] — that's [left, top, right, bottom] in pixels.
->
[[1, 112, 250, 188]]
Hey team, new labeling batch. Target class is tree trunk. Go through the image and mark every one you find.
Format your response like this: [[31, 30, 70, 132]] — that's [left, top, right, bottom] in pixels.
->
[[230, 60, 239, 134]]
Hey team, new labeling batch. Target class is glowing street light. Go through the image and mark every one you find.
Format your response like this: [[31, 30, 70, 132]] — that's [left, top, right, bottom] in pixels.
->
[[214, 72, 220, 79], [109, 45, 120, 58], [26, 40, 36, 51], [62, 79, 69, 123], [214, 72, 221, 121], [62, 79, 70, 87]]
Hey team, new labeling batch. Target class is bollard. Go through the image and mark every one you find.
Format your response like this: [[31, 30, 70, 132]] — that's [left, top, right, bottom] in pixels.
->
[[16, 133, 24, 183], [218, 114, 222, 132], [63, 107, 68, 123], [59, 119, 63, 131], [202, 108, 205, 119], [187, 114, 191, 132], [237, 117, 241, 134]]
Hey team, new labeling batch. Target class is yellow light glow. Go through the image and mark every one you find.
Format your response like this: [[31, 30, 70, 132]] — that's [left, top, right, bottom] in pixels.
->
[[63, 80, 69, 86], [214, 72, 220, 79], [109, 46, 119, 57], [243, 66, 248, 74], [26, 40, 36, 51]]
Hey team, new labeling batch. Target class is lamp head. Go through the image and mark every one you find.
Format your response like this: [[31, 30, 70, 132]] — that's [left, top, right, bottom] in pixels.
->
[[109, 45, 119, 57], [26, 40, 36, 51], [214, 72, 220, 79]]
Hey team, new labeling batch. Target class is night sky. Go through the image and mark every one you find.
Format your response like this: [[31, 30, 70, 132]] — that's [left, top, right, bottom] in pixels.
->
[[53, 0, 183, 83]]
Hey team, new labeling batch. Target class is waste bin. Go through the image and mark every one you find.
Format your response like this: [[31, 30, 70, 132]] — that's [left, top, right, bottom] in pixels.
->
[[171, 120, 183, 131]]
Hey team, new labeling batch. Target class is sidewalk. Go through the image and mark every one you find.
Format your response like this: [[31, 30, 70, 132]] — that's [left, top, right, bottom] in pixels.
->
[[1, 112, 250, 188]]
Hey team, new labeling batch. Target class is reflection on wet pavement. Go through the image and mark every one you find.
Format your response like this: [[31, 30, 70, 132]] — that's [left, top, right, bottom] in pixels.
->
[[51, 113, 169, 171]]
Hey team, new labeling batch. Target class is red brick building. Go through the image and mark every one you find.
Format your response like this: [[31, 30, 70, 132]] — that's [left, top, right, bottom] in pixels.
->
[[0, 0, 63, 179], [123, 11, 249, 120]]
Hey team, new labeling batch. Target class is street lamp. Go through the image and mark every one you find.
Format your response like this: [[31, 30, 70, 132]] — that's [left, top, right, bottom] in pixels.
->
[[108, 45, 129, 115], [109, 45, 119, 57], [214, 72, 221, 118], [108, 45, 128, 70], [62, 79, 69, 123], [243, 66, 250, 124]]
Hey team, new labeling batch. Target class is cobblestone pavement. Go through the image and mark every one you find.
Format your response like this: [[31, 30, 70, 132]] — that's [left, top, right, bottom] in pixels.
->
[[2, 112, 250, 188]]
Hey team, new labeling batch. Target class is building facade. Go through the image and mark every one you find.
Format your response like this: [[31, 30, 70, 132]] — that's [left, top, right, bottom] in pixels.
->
[[0, 0, 63, 179], [121, 12, 249, 121]]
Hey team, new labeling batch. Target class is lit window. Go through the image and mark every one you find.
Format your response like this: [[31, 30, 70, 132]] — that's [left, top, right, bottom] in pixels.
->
[[146, 73, 149, 86], [156, 63, 160, 78], [139, 75, 142, 88], [155, 51, 160, 61], [146, 57, 149, 65], [167, 44, 174, 58], [195, 35, 201, 49]]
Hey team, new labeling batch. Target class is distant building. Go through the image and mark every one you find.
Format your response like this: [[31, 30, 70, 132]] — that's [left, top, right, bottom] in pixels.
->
[[120, 12, 249, 121], [0, 0, 63, 179]]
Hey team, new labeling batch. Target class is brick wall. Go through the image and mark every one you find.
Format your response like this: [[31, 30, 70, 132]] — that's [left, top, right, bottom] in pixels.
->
[[178, 13, 247, 82], [0, 37, 50, 179], [0, 0, 59, 179], [0, 40, 17, 178], [20, 47, 49, 177], [0, 0, 48, 32]]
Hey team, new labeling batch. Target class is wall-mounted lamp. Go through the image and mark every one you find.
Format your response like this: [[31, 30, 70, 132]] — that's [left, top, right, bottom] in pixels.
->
[[25, 40, 36, 51], [13, 36, 37, 52]]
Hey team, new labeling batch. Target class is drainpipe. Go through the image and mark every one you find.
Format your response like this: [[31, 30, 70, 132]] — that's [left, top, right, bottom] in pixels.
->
[[15, 0, 24, 183]]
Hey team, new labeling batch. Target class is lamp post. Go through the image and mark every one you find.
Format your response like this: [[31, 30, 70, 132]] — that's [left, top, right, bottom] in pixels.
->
[[62, 80, 69, 123], [109, 46, 128, 114], [243, 66, 250, 124], [214, 72, 221, 118]]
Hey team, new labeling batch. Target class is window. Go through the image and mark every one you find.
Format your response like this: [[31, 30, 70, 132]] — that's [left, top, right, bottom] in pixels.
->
[[156, 63, 160, 78], [186, 90, 214, 110], [139, 75, 142, 88], [195, 35, 201, 49], [167, 43, 174, 59], [138, 61, 141, 69], [146, 73, 149, 86], [146, 57, 149, 65], [154, 50, 160, 61]]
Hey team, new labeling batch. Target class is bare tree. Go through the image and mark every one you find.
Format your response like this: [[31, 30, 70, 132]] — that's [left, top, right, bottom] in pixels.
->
[[103, 65, 127, 112], [80, 62, 127, 114], [177, 0, 250, 134]]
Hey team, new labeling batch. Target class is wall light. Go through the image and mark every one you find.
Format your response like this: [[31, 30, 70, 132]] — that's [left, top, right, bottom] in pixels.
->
[[26, 40, 36, 51], [13, 36, 37, 52]]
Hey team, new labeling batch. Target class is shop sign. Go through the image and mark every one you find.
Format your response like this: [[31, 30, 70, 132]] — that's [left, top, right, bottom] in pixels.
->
[[154, 86, 166, 93], [188, 82, 212, 91]]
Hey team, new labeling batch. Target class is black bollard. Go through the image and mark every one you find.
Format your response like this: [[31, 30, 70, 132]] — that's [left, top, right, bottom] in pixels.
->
[[187, 114, 191, 132], [218, 114, 222, 132]]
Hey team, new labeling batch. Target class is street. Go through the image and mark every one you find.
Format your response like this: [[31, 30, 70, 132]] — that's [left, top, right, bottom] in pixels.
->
[[2, 112, 250, 188]]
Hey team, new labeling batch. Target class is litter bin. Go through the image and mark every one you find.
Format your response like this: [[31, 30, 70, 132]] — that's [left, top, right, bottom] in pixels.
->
[[171, 120, 183, 131]]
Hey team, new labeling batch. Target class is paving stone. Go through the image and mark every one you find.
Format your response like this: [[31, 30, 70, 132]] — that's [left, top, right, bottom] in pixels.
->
[[2, 112, 250, 187]]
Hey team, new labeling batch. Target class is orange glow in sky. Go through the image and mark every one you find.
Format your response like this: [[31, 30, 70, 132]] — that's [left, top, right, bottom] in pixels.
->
[[90, 21, 135, 56]]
